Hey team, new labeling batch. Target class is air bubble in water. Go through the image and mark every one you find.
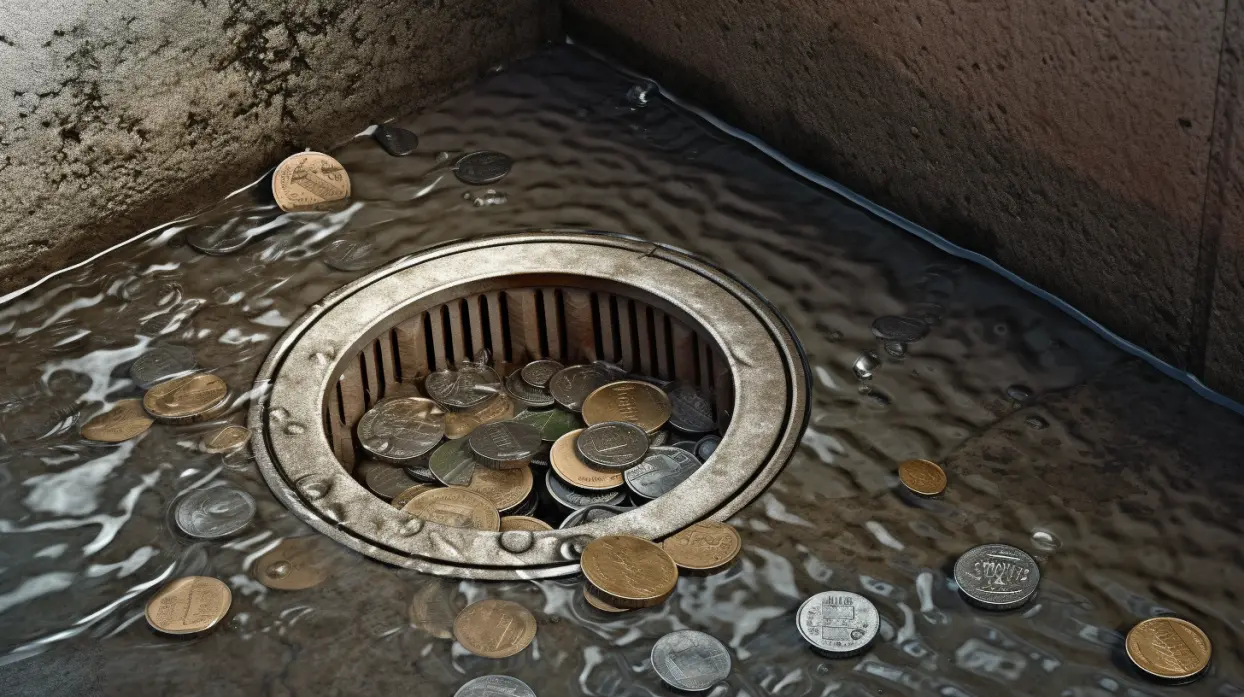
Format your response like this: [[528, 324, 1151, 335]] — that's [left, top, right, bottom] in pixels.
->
[[1025, 415, 1049, 430], [626, 82, 654, 107]]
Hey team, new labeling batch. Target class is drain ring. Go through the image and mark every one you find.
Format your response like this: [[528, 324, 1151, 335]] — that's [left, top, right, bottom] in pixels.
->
[[250, 231, 808, 578]]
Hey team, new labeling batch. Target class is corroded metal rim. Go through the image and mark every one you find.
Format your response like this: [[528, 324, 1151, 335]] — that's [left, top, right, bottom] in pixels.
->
[[249, 231, 808, 579]]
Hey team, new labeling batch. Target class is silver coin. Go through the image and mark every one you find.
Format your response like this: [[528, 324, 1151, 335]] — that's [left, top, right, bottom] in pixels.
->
[[468, 421, 542, 470], [455, 675, 534, 697], [173, 486, 256, 539], [796, 591, 879, 655], [130, 344, 197, 389], [664, 384, 716, 433], [505, 370, 555, 408], [558, 503, 629, 529], [545, 469, 627, 510], [651, 630, 732, 691], [425, 366, 502, 411], [575, 421, 649, 470], [954, 543, 1041, 610], [404, 463, 438, 483], [373, 123, 419, 157], [871, 315, 929, 342], [452, 151, 513, 185], [694, 435, 720, 461], [323, 239, 381, 272], [671, 440, 698, 453], [648, 430, 670, 447], [360, 461, 421, 500], [357, 397, 445, 464], [520, 360, 564, 389], [429, 438, 477, 486], [548, 364, 611, 412], [511, 408, 582, 442], [624, 446, 702, 500]]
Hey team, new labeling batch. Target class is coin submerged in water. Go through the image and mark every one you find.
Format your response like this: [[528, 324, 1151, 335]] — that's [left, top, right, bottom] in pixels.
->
[[357, 397, 445, 464], [272, 151, 351, 212], [665, 384, 716, 433], [1125, 617, 1212, 680], [898, 459, 947, 496], [201, 424, 250, 454], [520, 359, 564, 389], [575, 421, 649, 470], [551, 429, 625, 491], [144, 373, 230, 425], [652, 630, 732, 691], [455, 676, 535, 697], [469, 421, 542, 470], [453, 151, 513, 185], [662, 521, 741, 575], [145, 576, 232, 635], [512, 407, 581, 442], [403, 487, 500, 531], [582, 380, 671, 434], [625, 446, 702, 500], [174, 486, 256, 539], [426, 366, 503, 411], [871, 315, 929, 343], [323, 239, 381, 272], [954, 543, 1040, 610], [373, 123, 419, 157], [130, 344, 198, 389], [453, 599, 537, 658], [505, 370, 555, 409], [548, 364, 612, 412], [80, 399, 153, 443], [410, 579, 460, 639], [581, 535, 679, 609], [796, 591, 879, 655], [253, 536, 334, 590]]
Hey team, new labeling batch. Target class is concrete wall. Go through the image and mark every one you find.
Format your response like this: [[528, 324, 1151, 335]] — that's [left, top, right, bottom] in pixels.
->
[[564, 0, 1244, 400], [0, 0, 559, 292]]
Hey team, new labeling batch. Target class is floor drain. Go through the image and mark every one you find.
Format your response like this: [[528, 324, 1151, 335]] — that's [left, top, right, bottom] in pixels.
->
[[249, 231, 809, 578]]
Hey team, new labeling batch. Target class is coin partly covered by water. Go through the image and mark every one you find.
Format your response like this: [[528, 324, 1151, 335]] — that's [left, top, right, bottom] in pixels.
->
[[505, 370, 555, 409], [898, 459, 947, 496], [458, 464, 533, 513], [452, 599, 537, 658], [661, 521, 741, 575], [272, 151, 351, 212], [323, 239, 381, 272], [201, 424, 251, 454], [512, 407, 582, 442], [357, 397, 445, 464], [796, 590, 879, 655], [455, 676, 535, 697], [500, 515, 553, 532], [359, 460, 423, 500], [80, 399, 153, 443], [551, 429, 625, 491], [145, 576, 232, 635], [426, 366, 503, 411], [548, 364, 612, 412], [582, 535, 679, 609], [625, 446, 702, 500], [520, 359, 564, 389], [444, 393, 515, 439], [1125, 617, 1212, 680], [409, 579, 460, 639], [391, 484, 438, 510], [430, 438, 478, 486], [545, 469, 627, 510], [144, 373, 230, 425], [664, 383, 716, 434], [373, 123, 419, 157], [174, 486, 256, 539], [468, 420, 542, 470], [453, 151, 513, 186], [953, 543, 1040, 610], [130, 344, 197, 389], [253, 536, 334, 590], [402, 487, 500, 531], [652, 630, 732, 691], [582, 380, 671, 434], [575, 421, 649, 470]]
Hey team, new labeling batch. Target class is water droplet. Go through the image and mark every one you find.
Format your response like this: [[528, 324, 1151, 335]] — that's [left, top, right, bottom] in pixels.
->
[[853, 352, 881, 380], [435, 151, 450, 162], [500, 530, 534, 554], [270, 407, 288, 421], [1006, 384, 1033, 403], [462, 191, 472, 200], [283, 422, 306, 435], [1031, 529, 1061, 552], [373, 439, 390, 452], [266, 561, 291, 578], [626, 81, 654, 107], [322, 504, 346, 522], [399, 518, 424, 536], [295, 475, 331, 500], [1025, 415, 1049, 430]]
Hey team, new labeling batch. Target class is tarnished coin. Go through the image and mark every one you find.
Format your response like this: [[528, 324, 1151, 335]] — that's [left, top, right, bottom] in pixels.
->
[[796, 591, 879, 655], [458, 465, 533, 513], [871, 315, 929, 343], [402, 487, 500, 531], [444, 393, 515, 439], [582, 381, 671, 434], [898, 459, 947, 496], [468, 421, 542, 470], [253, 536, 334, 590], [455, 676, 535, 697], [357, 397, 445, 464], [145, 576, 231, 635], [130, 344, 197, 389], [505, 370, 555, 408], [359, 460, 422, 500], [575, 421, 649, 470], [512, 407, 581, 442], [323, 239, 381, 272], [453, 151, 513, 185], [665, 384, 716, 434], [410, 579, 460, 639], [430, 438, 478, 486], [201, 424, 250, 454], [548, 364, 612, 412], [404, 463, 438, 483], [551, 429, 624, 491], [545, 469, 627, 510], [695, 435, 720, 461], [501, 515, 553, 531], [426, 366, 503, 411], [391, 484, 438, 510], [649, 430, 670, 447], [558, 503, 628, 529], [174, 486, 256, 539], [453, 599, 536, 658], [272, 151, 351, 212], [373, 123, 419, 157], [1125, 617, 1212, 680], [520, 359, 564, 389], [652, 630, 732, 691], [583, 587, 628, 613], [954, 543, 1040, 610], [144, 373, 230, 425], [662, 521, 741, 575], [625, 446, 702, 500], [80, 399, 152, 443], [582, 535, 679, 609]]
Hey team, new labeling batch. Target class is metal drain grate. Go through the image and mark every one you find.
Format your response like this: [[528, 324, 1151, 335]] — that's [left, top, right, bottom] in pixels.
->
[[250, 231, 809, 578]]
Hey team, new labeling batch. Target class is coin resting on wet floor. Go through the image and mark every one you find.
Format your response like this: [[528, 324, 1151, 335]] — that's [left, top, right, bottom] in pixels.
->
[[130, 343, 197, 389], [582, 380, 672, 434], [452, 151, 513, 185], [455, 676, 535, 697], [664, 383, 717, 434], [174, 486, 257, 539], [145, 576, 232, 635], [357, 397, 445, 464], [272, 151, 351, 212], [505, 369, 555, 408], [1125, 617, 1212, 680], [443, 393, 515, 439], [468, 420, 542, 470], [548, 364, 612, 412], [953, 543, 1041, 610], [500, 515, 553, 531], [425, 365, 503, 411], [520, 359, 564, 388], [402, 487, 500, 531], [581, 535, 679, 609], [545, 468, 627, 510], [575, 421, 650, 469], [201, 424, 251, 454], [390, 484, 438, 510], [80, 399, 153, 443], [144, 373, 230, 425], [796, 591, 879, 655], [898, 458, 947, 496], [458, 464, 533, 512], [359, 460, 423, 500], [624, 446, 703, 499], [511, 407, 581, 442], [253, 536, 334, 590], [652, 630, 732, 691], [551, 429, 625, 491], [661, 521, 741, 575], [452, 599, 536, 658]]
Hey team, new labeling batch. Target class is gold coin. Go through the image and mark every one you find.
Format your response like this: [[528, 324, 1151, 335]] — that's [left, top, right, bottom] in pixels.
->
[[409, 579, 460, 639], [144, 373, 230, 425], [583, 586, 628, 613], [80, 399, 153, 442], [500, 516, 553, 532], [391, 483, 439, 510], [252, 537, 334, 590], [581, 535, 679, 609], [582, 381, 671, 434], [550, 429, 624, 491], [898, 459, 947, 496], [457, 465, 533, 512], [444, 393, 516, 439], [202, 424, 251, 454], [271, 151, 351, 212], [1125, 617, 1212, 679], [144, 576, 232, 635], [661, 521, 742, 575], [452, 599, 537, 658], [402, 487, 500, 531]]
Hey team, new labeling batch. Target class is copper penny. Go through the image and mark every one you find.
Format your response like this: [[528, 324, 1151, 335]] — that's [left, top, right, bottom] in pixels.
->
[[582, 380, 671, 434], [201, 424, 251, 454], [583, 586, 628, 613], [143, 373, 230, 425], [581, 535, 679, 609], [457, 465, 533, 513], [80, 399, 153, 442], [271, 151, 351, 212], [898, 459, 947, 496], [500, 515, 553, 531], [452, 599, 537, 658], [391, 483, 439, 510], [1125, 617, 1212, 680], [253, 536, 334, 590], [145, 576, 232, 635], [402, 487, 499, 531], [550, 429, 624, 491], [661, 521, 742, 575], [444, 393, 515, 439], [409, 579, 460, 639]]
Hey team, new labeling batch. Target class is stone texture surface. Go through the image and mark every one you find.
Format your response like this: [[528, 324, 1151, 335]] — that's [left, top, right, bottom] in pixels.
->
[[0, 0, 559, 294], [564, 0, 1226, 372]]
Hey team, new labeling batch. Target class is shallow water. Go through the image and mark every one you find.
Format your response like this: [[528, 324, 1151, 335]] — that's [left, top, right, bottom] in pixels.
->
[[1, 46, 1242, 695]]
